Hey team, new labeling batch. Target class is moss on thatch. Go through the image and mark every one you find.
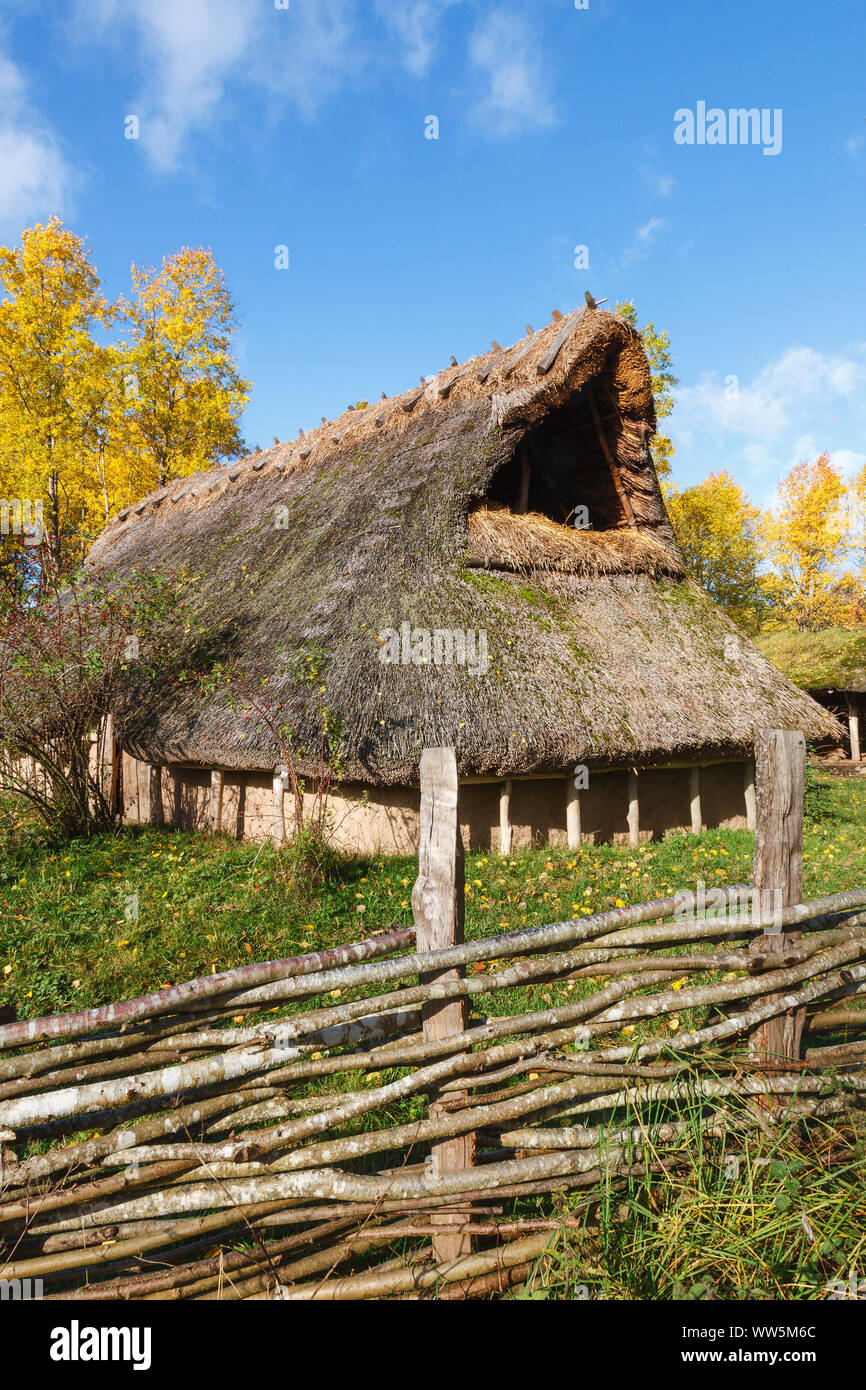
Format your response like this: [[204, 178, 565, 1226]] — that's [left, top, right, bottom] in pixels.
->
[[756, 628, 866, 693], [86, 307, 834, 782]]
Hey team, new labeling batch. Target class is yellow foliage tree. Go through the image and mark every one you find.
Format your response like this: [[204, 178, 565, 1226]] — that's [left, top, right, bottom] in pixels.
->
[[845, 461, 866, 575], [666, 471, 764, 630], [0, 219, 114, 564], [118, 249, 250, 493], [0, 228, 252, 565], [762, 454, 861, 630]]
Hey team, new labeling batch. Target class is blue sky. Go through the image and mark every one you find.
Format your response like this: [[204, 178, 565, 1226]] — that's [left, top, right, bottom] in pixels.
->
[[1, 0, 863, 506]]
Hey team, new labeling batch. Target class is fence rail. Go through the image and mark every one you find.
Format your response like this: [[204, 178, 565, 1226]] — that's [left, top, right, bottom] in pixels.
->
[[1, 731, 865, 1299]]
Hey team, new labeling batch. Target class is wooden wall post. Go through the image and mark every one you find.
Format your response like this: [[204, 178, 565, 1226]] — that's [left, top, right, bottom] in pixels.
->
[[566, 776, 582, 849], [209, 770, 224, 834], [499, 778, 513, 855], [688, 766, 702, 835], [272, 767, 287, 848], [744, 757, 757, 831], [148, 766, 164, 827], [847, 696, 861, 763], [412, 747, 474, 1263], [627, 769, 639, 846], [99, 715, 119, 815], [750, 729, 807, 1068]]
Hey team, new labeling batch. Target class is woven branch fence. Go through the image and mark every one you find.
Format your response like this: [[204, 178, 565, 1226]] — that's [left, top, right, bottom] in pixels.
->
[[0, 731, 865, 1300]]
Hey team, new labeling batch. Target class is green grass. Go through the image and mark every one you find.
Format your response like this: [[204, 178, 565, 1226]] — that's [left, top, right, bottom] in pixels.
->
[[1, 769, 865, 1020], [506, 1097, 866, 1301]]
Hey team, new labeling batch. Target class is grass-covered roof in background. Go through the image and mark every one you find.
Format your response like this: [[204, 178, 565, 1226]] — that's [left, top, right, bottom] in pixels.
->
[[756, 629, 866, 693]]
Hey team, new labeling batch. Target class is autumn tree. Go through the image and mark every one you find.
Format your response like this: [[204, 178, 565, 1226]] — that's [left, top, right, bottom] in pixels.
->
[[0, 219, 114, 566], [666, 471, 764, 629], [615, 299, 678, 477], [0, 228, 252, 561], [842, 461, 866, 575], [762, 454, 860, 630], [118, 249, 250, 493]]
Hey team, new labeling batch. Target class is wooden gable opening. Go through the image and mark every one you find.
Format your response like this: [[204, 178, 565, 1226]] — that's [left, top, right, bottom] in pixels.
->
[[485, 383, 635, 531]]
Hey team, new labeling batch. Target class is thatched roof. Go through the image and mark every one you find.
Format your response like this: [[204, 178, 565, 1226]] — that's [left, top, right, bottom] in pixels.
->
[[87, 305, 834, 782], [757, 629, 866, 694]]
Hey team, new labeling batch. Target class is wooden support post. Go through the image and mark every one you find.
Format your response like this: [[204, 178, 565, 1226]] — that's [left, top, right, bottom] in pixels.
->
[[499, 779, 513, 855], [209, 770, 224, 834], [847, 697, 860, 763], [148, 766, 163, 827], [100, 715, 120, 816], [627, 769, 639, 846], [689, 765, 702, 835], [750, 729, 807, 1070], [412, 748, 474, 1263], [515, 445, 531, 514], [272, 769, 286, 848], [102, 715, 112, 799], [587, 388, 636, 526], [109, 739, 120, 818], [566, 777, 582, 849], [744, 757, 756, 831], [172, 770, 182, 828]]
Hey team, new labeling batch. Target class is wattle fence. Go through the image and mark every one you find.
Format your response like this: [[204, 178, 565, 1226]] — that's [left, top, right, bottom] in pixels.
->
[[1, 731, 865, 1300]]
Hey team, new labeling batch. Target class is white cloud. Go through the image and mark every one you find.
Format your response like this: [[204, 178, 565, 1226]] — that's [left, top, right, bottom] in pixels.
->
[[78, 0, 260, 170], [845, 132, 865, 160], [635, 216, 666, 245], [0, 52, 75, 235], [676, 347, 866, 448], [620, 216, 667, 267], [641, 166, 675, 197], [70, 0, 558, 171], [467, 8, 556, 137], [375, 0, 462, 77], [76, 0, 361, 170], [670, 345, 866, 493]]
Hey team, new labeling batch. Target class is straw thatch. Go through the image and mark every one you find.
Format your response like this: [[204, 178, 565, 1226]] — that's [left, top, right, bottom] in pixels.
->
[[466, 505, 682, 578], [86, 305, 833, 782]]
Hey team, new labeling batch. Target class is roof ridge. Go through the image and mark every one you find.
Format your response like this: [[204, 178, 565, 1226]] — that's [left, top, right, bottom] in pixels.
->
[[100, 303, 627, 537]]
